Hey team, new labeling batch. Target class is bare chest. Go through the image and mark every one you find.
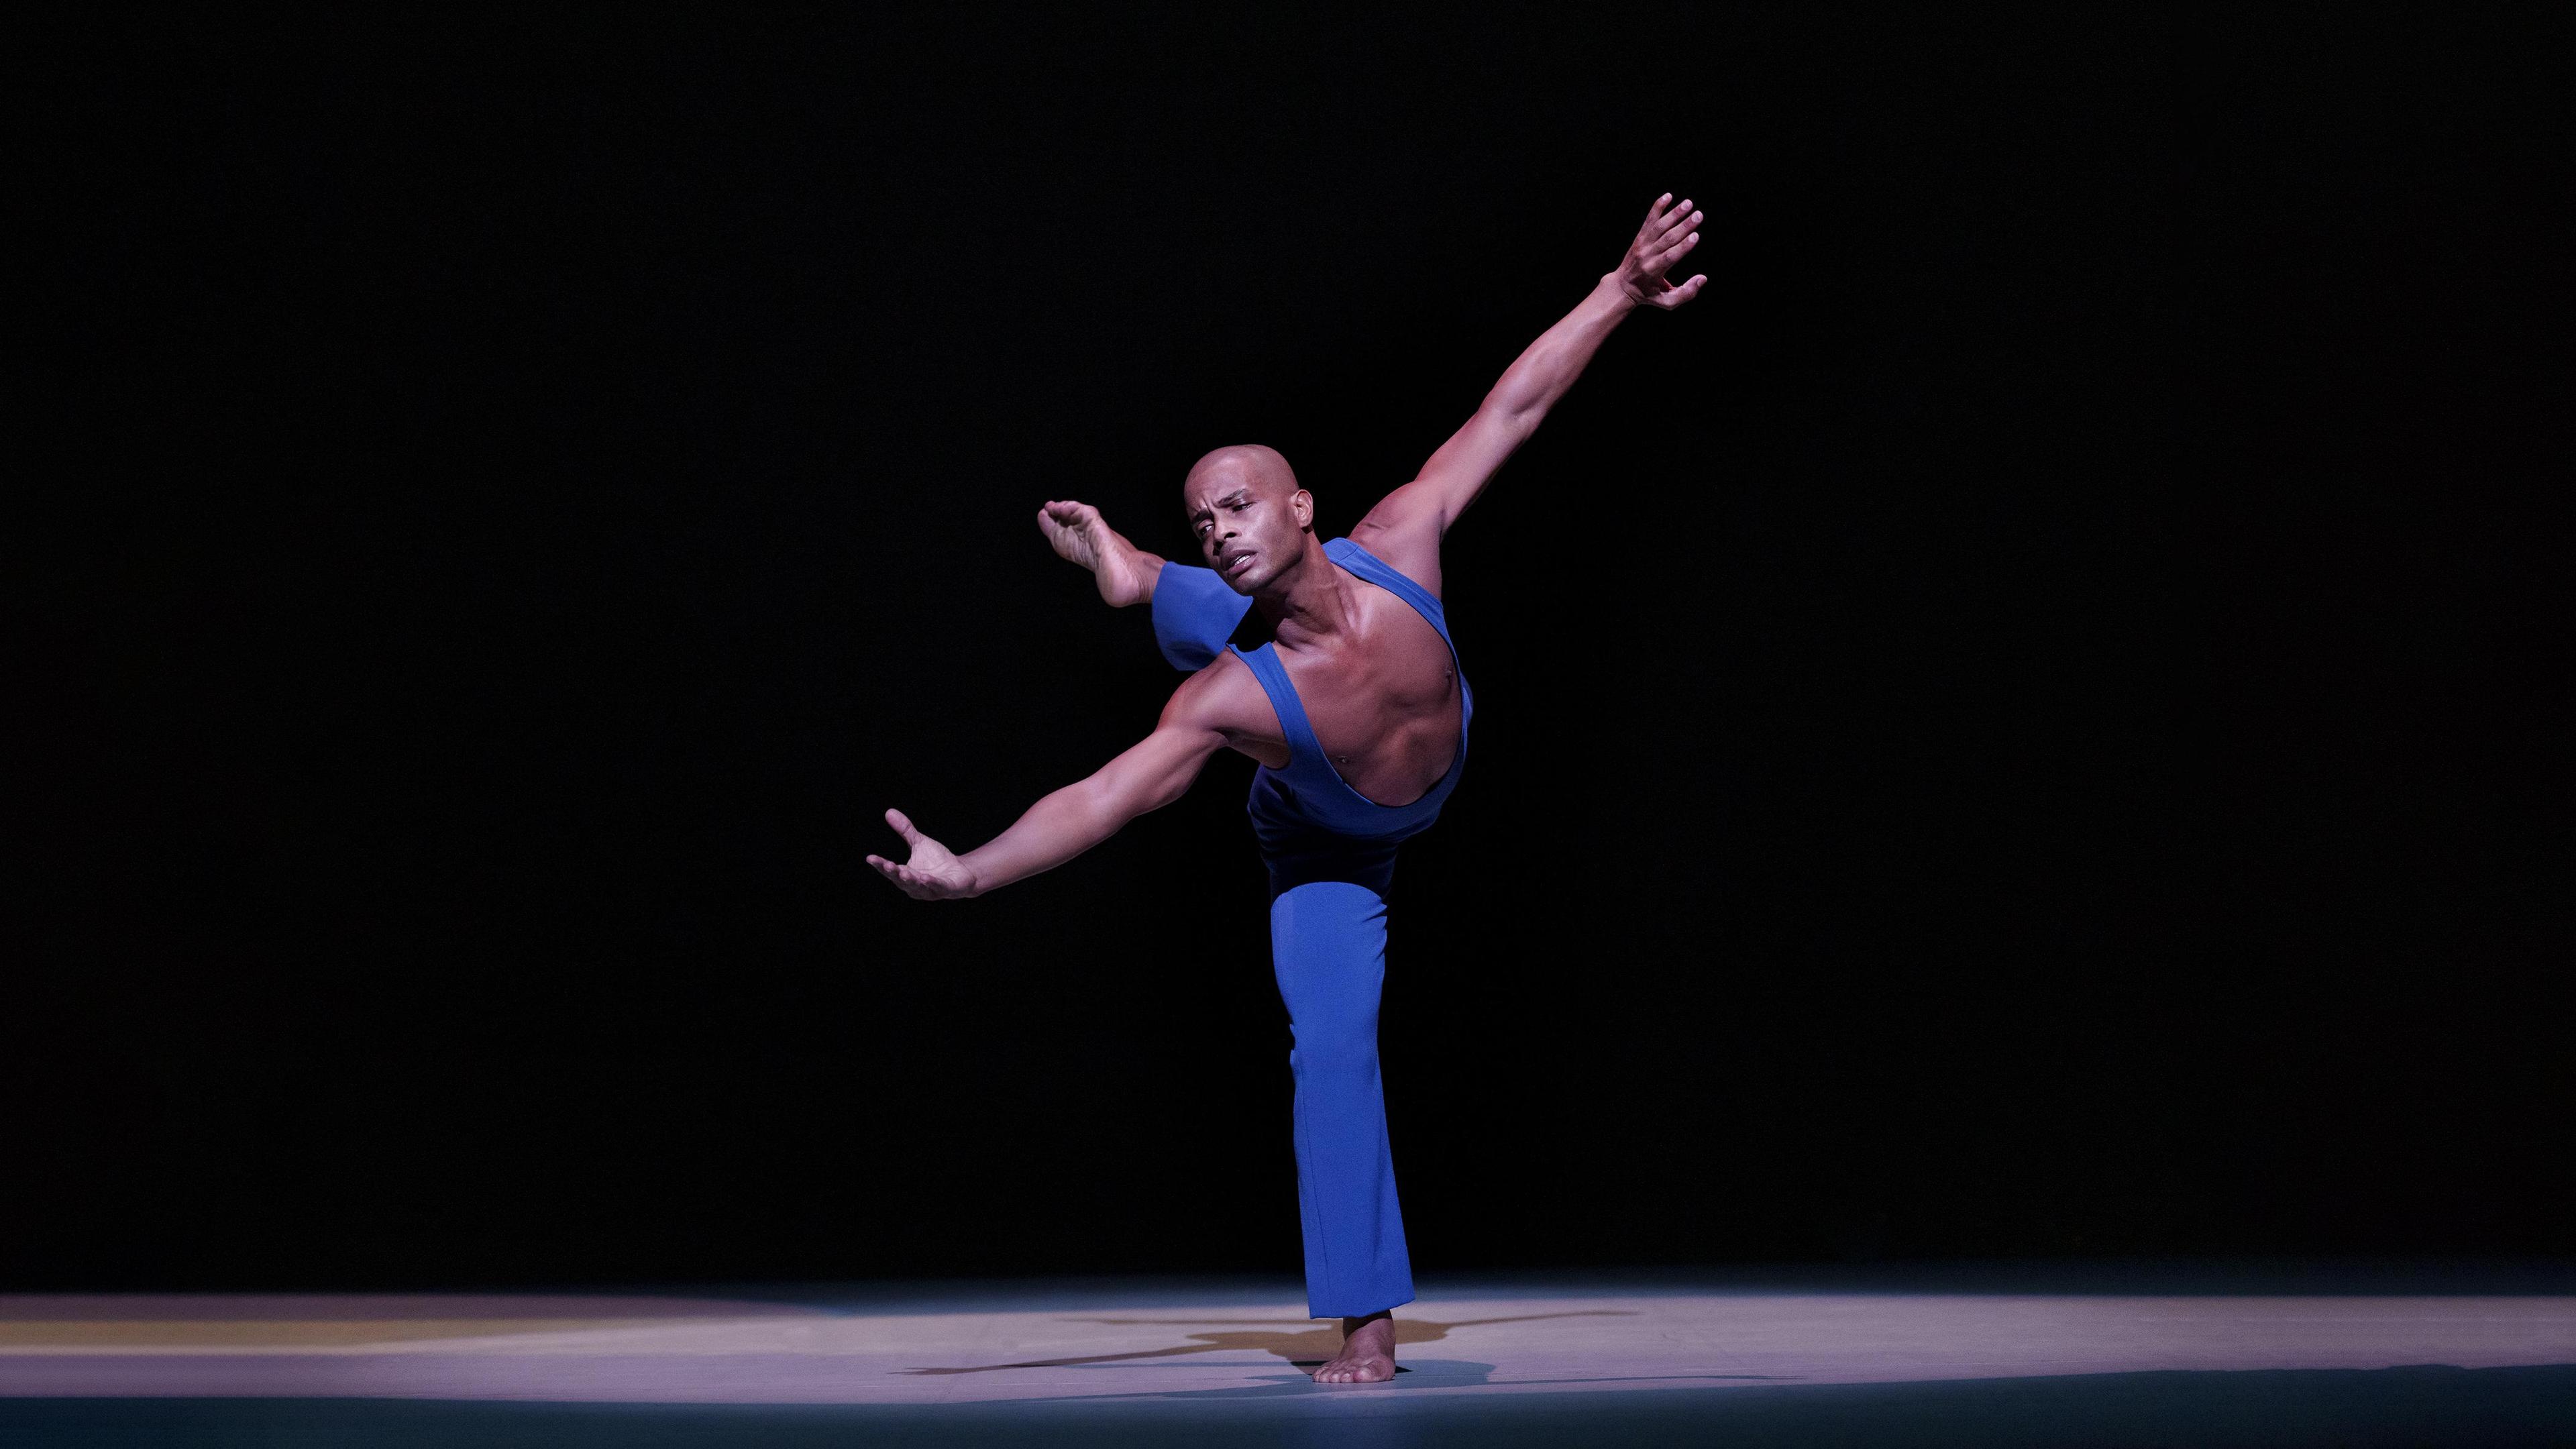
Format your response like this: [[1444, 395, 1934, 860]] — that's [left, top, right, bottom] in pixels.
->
[[1268, 589, 1462, 806]]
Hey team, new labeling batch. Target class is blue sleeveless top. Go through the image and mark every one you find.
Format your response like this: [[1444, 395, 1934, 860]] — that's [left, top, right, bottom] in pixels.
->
[[1226, 537, 1472, 849]]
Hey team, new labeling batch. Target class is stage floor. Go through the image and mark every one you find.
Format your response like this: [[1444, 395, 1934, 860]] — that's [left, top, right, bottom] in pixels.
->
[[5, 1269, 2573, 1445]]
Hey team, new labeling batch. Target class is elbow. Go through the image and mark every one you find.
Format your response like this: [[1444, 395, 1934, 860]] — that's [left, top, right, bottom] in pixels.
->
[[1479, 380, 1534, 419], [1091, 773, 1180, 833], [1140, 753, 1212, 816], [1483, 392, 1547, 435], [1092, 780, 1150, 836]]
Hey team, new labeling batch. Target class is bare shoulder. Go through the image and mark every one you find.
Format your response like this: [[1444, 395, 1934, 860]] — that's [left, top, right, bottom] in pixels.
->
[[1348, 483, 1446, 598], [1163, 648, 1277, 742]]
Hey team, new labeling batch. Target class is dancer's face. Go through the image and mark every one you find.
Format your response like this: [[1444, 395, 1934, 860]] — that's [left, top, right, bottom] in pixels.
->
[[1184, 465, 1309, 593]]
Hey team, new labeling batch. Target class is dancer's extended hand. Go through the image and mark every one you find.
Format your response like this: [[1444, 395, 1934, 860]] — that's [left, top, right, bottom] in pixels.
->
[[1613, 193, 1707, 310], [867, 808, 979, 900]]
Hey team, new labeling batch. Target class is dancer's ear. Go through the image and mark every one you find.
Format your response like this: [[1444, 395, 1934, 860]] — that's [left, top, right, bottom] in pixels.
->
[[1293, 488, 1314, 531]]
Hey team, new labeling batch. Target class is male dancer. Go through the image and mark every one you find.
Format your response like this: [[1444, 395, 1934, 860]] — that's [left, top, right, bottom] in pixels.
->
[[868, 193, 1704, 1383]]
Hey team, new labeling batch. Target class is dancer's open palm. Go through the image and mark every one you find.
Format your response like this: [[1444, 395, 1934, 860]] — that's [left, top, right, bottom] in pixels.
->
[[1614, 193, 1707, 310], [867, 808, 978, 900]]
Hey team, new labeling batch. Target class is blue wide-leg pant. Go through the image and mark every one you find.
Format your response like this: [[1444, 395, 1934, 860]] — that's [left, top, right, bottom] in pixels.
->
[[1152, 561, 1417, 1319], [1268, 861, 1415, 1320]]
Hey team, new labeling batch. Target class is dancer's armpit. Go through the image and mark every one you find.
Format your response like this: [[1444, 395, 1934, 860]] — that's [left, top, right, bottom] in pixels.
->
[[1171, 649, 1289, 771]]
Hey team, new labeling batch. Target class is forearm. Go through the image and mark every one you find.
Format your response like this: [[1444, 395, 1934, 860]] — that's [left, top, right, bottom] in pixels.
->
[[1483, 275, 1638, 421], [957, 776, 1130, 896]]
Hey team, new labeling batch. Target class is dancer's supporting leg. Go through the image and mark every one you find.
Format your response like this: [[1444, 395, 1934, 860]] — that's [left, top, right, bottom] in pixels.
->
[[1269, 864, 1413, 1382]]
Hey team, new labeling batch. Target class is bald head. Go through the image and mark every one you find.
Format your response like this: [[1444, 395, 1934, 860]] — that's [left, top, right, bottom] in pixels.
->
[[1183, 443, 1299, 502]]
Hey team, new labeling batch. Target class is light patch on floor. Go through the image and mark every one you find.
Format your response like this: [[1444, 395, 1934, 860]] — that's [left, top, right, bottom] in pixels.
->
[[3, 1285, 2570, 1405]]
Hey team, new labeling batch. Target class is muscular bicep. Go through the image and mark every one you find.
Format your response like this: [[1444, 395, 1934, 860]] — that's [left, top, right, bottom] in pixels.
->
[[1085, 657, 1274, 818], [1414, 401, 1540, 526], [1349, 481, 1448, 597], [1352, 404, 1537, 594], [1089, 711, 1228, 819]]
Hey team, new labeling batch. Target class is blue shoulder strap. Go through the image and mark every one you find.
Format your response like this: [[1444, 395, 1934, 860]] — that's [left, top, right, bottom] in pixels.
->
[[1227, 641, 1321, 762], [1155, 537, 1445, 672], [1325, 537, 1455, 650]]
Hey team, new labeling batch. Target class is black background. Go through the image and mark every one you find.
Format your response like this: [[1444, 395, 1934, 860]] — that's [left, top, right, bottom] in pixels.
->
[[17, 10, 2569, 1291]]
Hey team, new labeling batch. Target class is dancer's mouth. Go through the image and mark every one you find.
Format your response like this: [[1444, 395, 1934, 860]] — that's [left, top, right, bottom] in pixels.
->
[[1224, 551, 1256, 576]]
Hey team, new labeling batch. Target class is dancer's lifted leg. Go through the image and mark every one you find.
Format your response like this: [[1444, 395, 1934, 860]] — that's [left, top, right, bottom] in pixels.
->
[[1037, 500, 1164, 607]]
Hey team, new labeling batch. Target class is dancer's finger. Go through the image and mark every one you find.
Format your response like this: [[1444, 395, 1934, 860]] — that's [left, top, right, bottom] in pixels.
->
[[1646, 230, 1700, 274], [1633, 195, 1673, 245], [885, 807, 923, 845], [1653, 201, 1696, 241]]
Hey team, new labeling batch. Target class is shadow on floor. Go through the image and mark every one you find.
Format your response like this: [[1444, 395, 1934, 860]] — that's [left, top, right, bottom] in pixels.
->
[[899, 1309, 1636, 1375]]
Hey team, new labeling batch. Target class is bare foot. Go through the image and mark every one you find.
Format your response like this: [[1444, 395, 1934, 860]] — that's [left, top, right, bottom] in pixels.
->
[[1037, 500, 1161, 607], [1312, 1310, 1396, 1384]]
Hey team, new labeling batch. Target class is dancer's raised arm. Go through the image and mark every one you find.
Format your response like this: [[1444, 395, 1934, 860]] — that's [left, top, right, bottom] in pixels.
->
[[1352, 192, 1706, 587], [867, 661, 1263, 900]]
